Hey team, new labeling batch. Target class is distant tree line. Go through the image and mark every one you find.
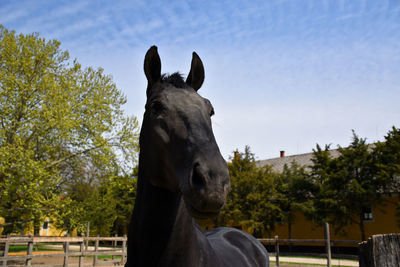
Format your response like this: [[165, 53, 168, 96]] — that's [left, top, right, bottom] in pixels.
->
[[211, 128, 400, 241]]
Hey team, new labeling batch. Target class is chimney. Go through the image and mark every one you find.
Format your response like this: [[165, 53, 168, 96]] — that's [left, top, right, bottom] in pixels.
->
[[280, 150, 285, 158], [234, 151, 240, 161]]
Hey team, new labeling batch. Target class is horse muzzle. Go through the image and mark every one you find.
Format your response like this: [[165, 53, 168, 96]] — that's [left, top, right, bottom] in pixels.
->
[[183, 161, 230, 219]]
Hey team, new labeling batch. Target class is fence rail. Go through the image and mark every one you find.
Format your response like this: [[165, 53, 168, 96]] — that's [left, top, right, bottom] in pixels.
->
[[257, 235, 360, 267], [1, 234, 360, 267], [0, 235, 127, 267], [257, 238, 360, 245]]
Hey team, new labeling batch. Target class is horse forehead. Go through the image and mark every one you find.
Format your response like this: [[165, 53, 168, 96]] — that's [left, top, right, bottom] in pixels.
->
[[164, 88, 206, 109]]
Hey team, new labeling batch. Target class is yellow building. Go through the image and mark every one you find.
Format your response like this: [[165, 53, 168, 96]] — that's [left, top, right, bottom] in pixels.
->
[[270, 195, 399, 242], [0, 217, 4, 235], [257, 150, 400, 242], [0, 218, 68, 236]]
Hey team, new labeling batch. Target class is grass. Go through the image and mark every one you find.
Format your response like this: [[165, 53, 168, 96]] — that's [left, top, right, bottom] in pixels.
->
[[269, 255, 358, 267], [8, 245, 28, 252], [277, 264, 351, 267], [9, 244, 65, 252]]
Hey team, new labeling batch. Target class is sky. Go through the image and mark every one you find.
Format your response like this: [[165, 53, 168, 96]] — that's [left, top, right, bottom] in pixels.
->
[[1, 0, 400, 160]]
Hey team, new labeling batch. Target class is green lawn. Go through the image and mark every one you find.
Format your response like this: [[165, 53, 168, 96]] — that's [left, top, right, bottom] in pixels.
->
[[9, 244, 63, 252]]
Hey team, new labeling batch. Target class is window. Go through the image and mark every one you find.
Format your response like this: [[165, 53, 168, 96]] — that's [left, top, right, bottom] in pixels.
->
[[42, 221, 49, 230], [362, 207, 373, 221]]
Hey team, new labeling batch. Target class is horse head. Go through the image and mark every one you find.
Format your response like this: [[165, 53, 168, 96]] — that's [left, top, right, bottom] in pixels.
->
[[139, 46, 230, 219]]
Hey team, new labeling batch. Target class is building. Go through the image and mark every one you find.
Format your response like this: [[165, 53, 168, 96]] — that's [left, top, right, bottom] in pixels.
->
[[0, 218, 68, 237], [257, 150, 399, 242]]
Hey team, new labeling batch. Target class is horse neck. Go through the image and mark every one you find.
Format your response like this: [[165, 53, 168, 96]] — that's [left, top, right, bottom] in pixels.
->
[[127, 159, 208, 266]]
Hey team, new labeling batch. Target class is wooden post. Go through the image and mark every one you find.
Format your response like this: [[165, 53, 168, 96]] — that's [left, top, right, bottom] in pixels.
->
[[121, 235, 127, 265], [79, 240, 84, 267], [2, 234, 9, 267], [26, 236, 33, 266], [324, 222, 332, 267], [359, 233, 400, 267], [85, 221, 90, 251], [93, 235, 99, 266], [63, 234, 70, 267], [112, 233, 117, 261], [274, 235, 279, 267]]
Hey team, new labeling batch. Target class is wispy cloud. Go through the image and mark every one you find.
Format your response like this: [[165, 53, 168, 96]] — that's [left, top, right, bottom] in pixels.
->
[[2, 0, 400, 159]]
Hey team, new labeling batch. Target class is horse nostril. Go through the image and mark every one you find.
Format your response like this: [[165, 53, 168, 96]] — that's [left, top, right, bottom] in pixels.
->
[[192, 165, 206, 190]]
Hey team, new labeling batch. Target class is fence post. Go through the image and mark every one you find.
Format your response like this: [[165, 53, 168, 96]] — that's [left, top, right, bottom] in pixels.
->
[[79, 239, 84, 267], [93, 235, 99, 266], [85, 221, 90, 251], [359, 233, 400, 267], [112, 233, 117, 261], [324, 222, 332, 267], [275, 235, 279, 267], [63, 234, 70, 267], [26, 235, 33, 266], [121, 235, 127, 265], [2, 234, 10, 267]]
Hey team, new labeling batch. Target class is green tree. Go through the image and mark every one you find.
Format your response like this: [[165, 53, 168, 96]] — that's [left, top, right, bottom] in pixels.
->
[[307, 144, 336, 225], [373, 126, 400, 228], [0, 25, 139, 234], [374, 127, 400, 186], [275, 162, 313, 242], [221, 146, 280, 237], [310, 131, 386, 240], [109, 170, 138, 235]]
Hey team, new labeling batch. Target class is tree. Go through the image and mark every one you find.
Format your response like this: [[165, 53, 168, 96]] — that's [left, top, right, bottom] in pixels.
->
[[310, 131, 386, 240], [373, 126, 400, 228], [307, 144, 337, 225], [275, 162, 313, 242], [108, 169, 138, 235], [374, 127, 400, 186], [221, 146, 280, 237], [0, 25, 139, 234]]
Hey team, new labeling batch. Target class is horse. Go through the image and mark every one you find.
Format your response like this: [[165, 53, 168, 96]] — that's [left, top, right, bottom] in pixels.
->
[[125, 46, 269, 267]]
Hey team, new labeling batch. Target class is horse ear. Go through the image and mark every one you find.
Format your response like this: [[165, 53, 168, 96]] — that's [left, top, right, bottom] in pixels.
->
[[144, 46, 161, 90], [186, 52, 204, 91]]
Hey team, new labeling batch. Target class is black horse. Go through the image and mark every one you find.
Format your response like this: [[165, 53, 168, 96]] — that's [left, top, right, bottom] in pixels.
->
[[126, 46, 269, 267]]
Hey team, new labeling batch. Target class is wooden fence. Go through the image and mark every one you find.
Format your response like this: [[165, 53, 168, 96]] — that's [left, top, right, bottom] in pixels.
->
[[0, 235, 127, 267], [257, 236, 360, 267], [1, 234, 360, 267]]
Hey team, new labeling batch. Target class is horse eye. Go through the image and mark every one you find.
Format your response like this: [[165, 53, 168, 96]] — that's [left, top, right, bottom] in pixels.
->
[[151, 101, 166, 114]]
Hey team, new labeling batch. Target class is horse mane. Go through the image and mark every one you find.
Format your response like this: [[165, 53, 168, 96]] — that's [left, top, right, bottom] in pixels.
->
[[161, 72, 187, 88]]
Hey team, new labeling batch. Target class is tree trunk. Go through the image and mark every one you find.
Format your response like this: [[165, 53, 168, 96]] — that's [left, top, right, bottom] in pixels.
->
[[359, 213, 366, 241], [33, 219, 41, 236], [288, 220, 292, 252]]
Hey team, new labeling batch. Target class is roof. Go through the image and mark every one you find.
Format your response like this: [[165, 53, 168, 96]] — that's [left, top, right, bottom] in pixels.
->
[[256, 148, 399, 194], [256, 150, 340, 172]]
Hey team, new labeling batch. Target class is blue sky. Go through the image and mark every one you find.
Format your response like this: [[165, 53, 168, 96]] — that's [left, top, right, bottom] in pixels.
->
[[1, 0, 400, 160]]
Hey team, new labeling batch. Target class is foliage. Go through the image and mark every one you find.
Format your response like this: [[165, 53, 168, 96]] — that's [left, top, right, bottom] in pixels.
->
[[275, 162, 313, 239], [310, 131, 388, 240], [374, 126, 400, 188], [0, 25, 139, 234], [109, 167, 138, 235], [220, 146, 280, 237], [373, 127, 400, 228], [216, 128, 399, 239], [50, 170, 137, 236]]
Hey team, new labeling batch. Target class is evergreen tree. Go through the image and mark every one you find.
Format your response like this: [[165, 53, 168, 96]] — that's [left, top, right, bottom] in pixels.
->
[[221, 146, 280, 237], [310, 131, 386, 240], [276, 162, 313, 241], [374, 126, 400, 228]]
